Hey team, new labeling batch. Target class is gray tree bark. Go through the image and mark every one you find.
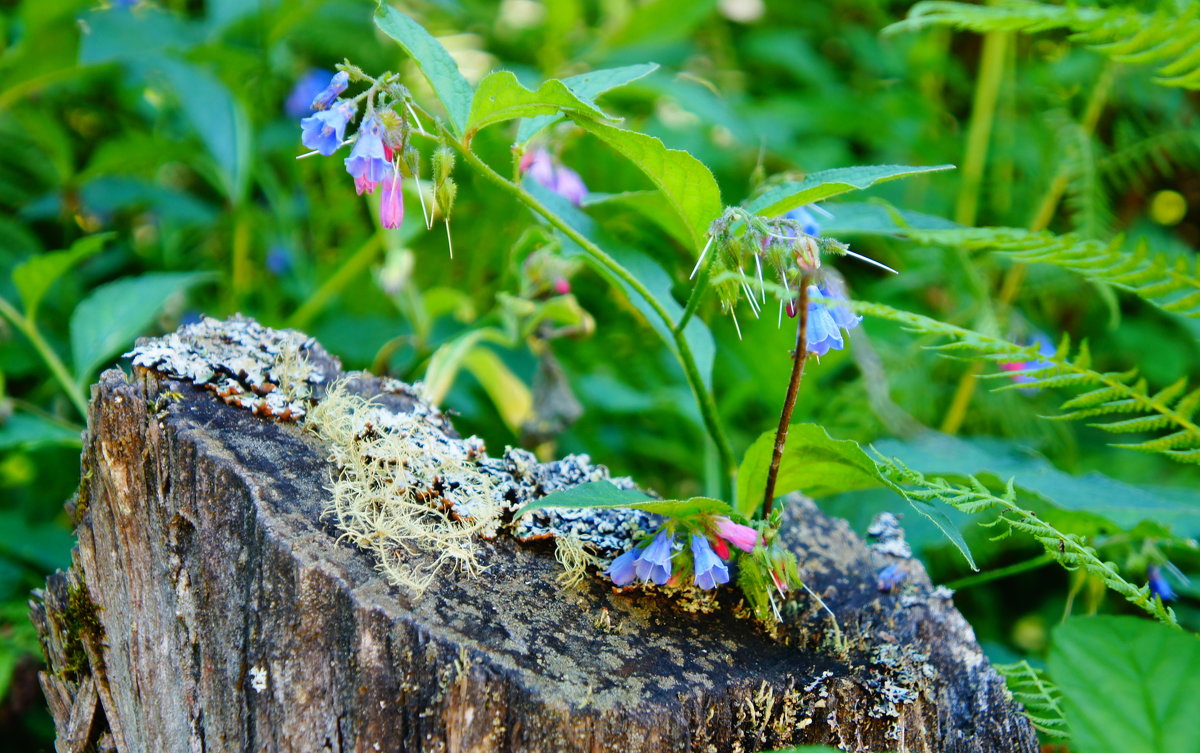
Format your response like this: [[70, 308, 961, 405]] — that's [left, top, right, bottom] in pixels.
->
[[31, 319, 1037, 753]]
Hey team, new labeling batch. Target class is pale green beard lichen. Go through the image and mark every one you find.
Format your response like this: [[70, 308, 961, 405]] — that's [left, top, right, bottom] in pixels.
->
[[553, 535, 598, 589], [305, 381, 503, 594]]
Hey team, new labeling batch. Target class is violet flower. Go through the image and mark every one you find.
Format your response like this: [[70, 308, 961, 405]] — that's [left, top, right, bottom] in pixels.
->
[[805, 283, 861, 356], [286, 69, 334, 119], [606, 548, 640, 587], [311, 70, 349, 111], [300, 102, 354, 156], [633, 530, 675, 585], [1148, 565, 1176, 602], [691, 535, 730, 590], [521, 148, 588, 206], [345, 114, 388, 195]]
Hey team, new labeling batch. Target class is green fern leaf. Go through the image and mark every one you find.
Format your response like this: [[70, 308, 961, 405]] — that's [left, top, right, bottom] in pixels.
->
[[875, 455, 1177, 625], [852, 300, 1200, 466], [888, 0, 1200, 89], [901, 227, 1200, 319]]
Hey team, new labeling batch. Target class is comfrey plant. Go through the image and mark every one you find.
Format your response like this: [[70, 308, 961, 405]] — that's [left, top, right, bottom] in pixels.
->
[[289, 5, 1185, 635], [285, 7, 953, 628]]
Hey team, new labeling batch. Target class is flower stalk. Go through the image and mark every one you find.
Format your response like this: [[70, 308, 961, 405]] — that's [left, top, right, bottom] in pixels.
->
[[762, 276, 810, 517]]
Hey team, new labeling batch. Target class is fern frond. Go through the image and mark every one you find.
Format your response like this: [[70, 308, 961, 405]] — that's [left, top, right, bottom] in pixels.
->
[[875, 455, 1178, 626], [887, 1, 1200, 89], [993, 661, 1070, 739], [852, 301, 1200, 465], [1102, 122, 1200, 190], [1061, 121, 1112, 238], [901, 226, 1200, 319]]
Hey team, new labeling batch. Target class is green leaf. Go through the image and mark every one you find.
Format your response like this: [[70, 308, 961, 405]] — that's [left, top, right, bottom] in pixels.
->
[[1049, 616, 1200, 753], [11, 234, 112, 321], [461, 346, 533, 436], [0, 514, 73, 572], [735, 423, 883, 517], [745, 164, 955, 217], [467, 70, 616, 136], [422, 327, 508, 406], [569, 117, 722, 252], [901, 494, 977, 571], [584, 190, 692, 248], [513, 480, 732, 519], [374, 4, 474, 138], [0, 413, 81, 451], [516, 63, 658, 143], [154, 59, 252, 202], [818, 201, 960, 235], [70, 271, 212, 383]]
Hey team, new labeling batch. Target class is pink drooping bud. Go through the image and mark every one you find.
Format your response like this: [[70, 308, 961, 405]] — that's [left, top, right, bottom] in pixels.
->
[[380, 173, 404, 229], [553, 277, 571, 295], [383, 144, 395, 162], [713, 516, 759, 553], [710, 535, 731, 561], [785, 299, 797, 318], [354, 174, 378, 196]]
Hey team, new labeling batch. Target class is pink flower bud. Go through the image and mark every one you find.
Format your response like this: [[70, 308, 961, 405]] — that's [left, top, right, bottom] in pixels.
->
[[553, 277, 571, 295], [713, 516, 759, 553], [380, 174, 404, 229], [710, 535, 731, 560]]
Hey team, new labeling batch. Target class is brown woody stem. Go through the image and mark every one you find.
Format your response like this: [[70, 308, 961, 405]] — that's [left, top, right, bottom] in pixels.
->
[[762, 277, 810, 518]]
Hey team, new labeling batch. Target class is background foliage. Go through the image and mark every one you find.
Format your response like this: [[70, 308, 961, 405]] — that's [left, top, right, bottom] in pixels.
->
[[0, 0, 1197, 749]]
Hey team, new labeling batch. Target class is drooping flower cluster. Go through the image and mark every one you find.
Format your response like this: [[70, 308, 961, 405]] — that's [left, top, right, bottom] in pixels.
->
[[605, 515, 759, 591], [520, 148, 588, 206], [294, 68, 455, 236], [694, 203, 891, 349]]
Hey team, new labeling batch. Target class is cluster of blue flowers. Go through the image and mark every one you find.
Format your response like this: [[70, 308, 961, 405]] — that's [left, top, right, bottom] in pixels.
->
[[781, 208, 863, 357], [604, 516, 759, 591], [295, 70, 407, 229]]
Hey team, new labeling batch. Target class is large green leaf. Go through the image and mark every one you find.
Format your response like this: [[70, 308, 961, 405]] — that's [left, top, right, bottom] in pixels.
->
[[1049, 616, 1200, 753], [70, 271, 212, 383], [516, 63, 658, 143], [745, 164, 955, 217], [374, 4, 474, 138], [0, 514, 73, 572], [875, 434, 1200, 538], [736, 423, 884, 516], [0, 413, 81, 451], [155, 59, 252, 202], [513, 480, 731, 519], [11, 234, 112, 321], [818, 201, 960, 235], [569, 117, 722, 252], [527, 180, 715, 390], [467, 71, 616, 137]]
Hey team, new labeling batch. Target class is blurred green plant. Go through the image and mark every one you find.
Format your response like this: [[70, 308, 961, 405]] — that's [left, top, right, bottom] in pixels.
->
[[0, 0, 1196, 747]]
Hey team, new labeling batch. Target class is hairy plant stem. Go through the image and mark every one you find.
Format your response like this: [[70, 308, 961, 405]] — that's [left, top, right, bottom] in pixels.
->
[[762, 278, 809, 517], [431, 127, 736, 497], [0, 296, 88, 418]]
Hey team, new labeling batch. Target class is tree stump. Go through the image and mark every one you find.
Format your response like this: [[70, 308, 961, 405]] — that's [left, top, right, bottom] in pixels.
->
[[31, 317, 1037, 753]]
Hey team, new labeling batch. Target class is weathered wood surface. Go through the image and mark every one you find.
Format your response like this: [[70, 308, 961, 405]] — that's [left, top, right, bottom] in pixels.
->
[[32, 326, 1037, 753]]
